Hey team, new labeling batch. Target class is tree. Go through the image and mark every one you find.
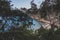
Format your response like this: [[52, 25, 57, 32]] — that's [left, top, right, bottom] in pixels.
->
[[0, 0, 12, 15], [37, 0, 60, 40], [27, 0, 38, 15], [0, 0, 35, 40]]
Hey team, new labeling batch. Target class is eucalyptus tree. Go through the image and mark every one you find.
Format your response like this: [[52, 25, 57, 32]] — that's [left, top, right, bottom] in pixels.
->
[[37, 0, 60, 40]]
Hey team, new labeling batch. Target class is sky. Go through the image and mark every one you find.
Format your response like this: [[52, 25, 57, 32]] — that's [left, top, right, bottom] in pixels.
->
[[11, 0, 44, 9], [10, 0, 44, 30]]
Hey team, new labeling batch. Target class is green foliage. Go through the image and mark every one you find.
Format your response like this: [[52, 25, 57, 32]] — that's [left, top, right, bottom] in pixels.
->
[[55, 0, 60, 11], [0, 0, 11, 15], [0, 0, 60, 40]]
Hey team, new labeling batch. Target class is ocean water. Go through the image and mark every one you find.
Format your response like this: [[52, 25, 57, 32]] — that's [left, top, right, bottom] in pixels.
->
[[31, 19, 41, 30], [0, 16, 41, 32]]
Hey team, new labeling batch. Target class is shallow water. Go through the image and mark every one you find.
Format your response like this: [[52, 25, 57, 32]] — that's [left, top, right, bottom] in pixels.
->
[[31, 19, 41, 30]]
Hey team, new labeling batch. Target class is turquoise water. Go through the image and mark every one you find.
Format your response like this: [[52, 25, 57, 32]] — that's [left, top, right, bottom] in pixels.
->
[[0, 16, 41, 32], [31, 19, 41, 30]]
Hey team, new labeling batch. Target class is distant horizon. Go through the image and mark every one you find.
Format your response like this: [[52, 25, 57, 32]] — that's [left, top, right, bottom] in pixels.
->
[[11, 0, 45, 9]]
